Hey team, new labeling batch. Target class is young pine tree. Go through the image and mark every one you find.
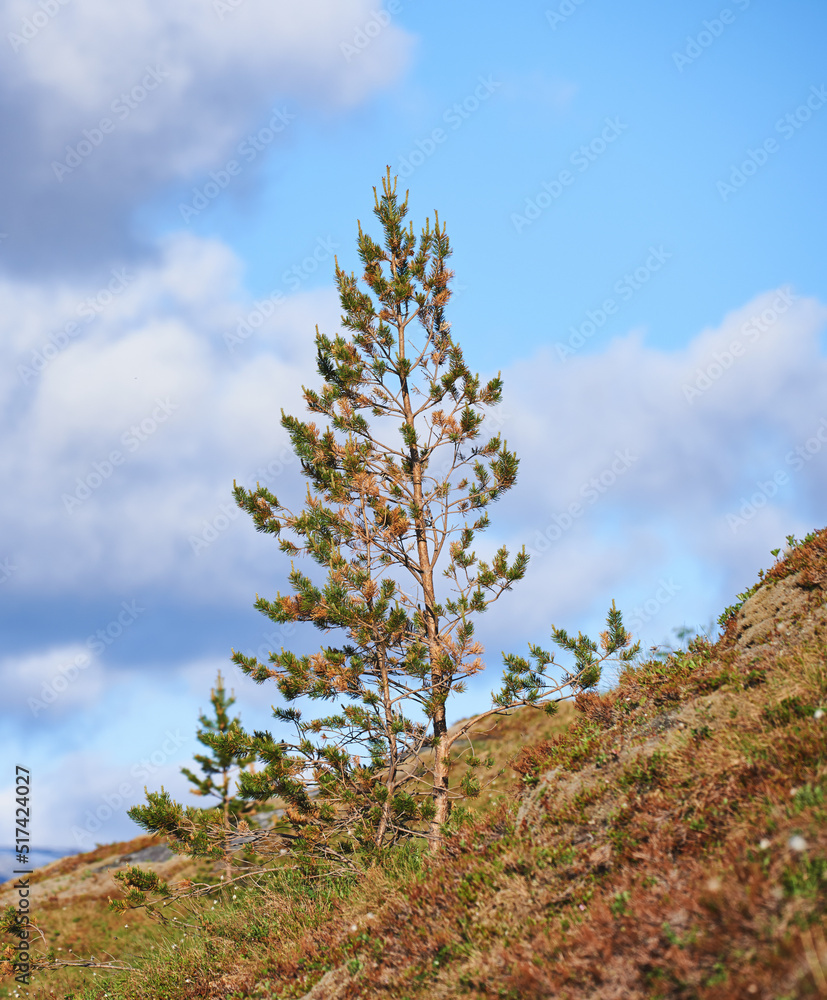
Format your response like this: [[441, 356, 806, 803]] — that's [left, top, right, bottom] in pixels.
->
[[205, 169, 639, 858], [123, 671, 259, 875], [121, 172, 639, 883], [180, 670, 257, 826]]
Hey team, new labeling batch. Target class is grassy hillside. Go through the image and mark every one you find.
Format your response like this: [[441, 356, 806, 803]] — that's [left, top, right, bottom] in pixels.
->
[[4, 528, 827, 998]]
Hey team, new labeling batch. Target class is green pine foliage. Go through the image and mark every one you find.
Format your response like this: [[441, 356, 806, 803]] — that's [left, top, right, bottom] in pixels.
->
[[179, 670, 257, 825]]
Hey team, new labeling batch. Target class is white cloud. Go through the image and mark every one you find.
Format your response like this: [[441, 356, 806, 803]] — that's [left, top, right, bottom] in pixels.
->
[[0, 0, 416, 273], [0, 644, 107, 719], [5, 0, 412, 122], [0, 651, 283, 849], [0, 744, 191, 851], [2, 232, 337, 597], [512, 287, 826, 512]]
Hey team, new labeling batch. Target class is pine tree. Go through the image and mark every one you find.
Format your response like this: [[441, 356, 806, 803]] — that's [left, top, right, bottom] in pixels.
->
[[180, 670, 257, 826], [123, 171, 640, 879], [124, 671, 259, 877], [207, 170, 639, 858]]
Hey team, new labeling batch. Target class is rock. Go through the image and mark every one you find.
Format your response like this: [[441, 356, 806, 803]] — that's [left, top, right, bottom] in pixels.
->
[[297, 965, 352, 1000]]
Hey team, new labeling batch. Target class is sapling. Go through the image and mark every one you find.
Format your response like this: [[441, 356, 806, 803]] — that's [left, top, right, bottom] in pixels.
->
[[206, 170, 639, 857], [125, 171, 639, 882]]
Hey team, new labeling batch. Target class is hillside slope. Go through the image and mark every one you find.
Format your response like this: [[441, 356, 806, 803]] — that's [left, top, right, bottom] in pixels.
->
[[245, 529, 827, 1000], [4, 529, 827, 999]]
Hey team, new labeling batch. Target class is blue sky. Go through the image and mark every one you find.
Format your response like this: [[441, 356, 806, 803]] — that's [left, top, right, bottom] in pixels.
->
[[1, 0, 826, 856]]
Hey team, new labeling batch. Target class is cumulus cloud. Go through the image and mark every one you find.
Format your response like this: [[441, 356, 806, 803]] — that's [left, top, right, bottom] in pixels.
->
[[2, 232, 340, 599], [505, 287, 827, 525], [0, 644, 107, 720], [0, 743, 190, 850], [0, 0, 415, 275]]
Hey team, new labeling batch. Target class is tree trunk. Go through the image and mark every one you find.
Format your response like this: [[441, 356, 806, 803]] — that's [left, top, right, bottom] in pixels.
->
[[394, 298, 451, 850], [374, 645, 397, 850], [222, 771, 232, 879], [429, 728, 451, 848]]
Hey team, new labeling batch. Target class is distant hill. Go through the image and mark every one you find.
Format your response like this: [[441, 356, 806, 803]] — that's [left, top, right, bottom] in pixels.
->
[[0, 847, 80, 885]]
